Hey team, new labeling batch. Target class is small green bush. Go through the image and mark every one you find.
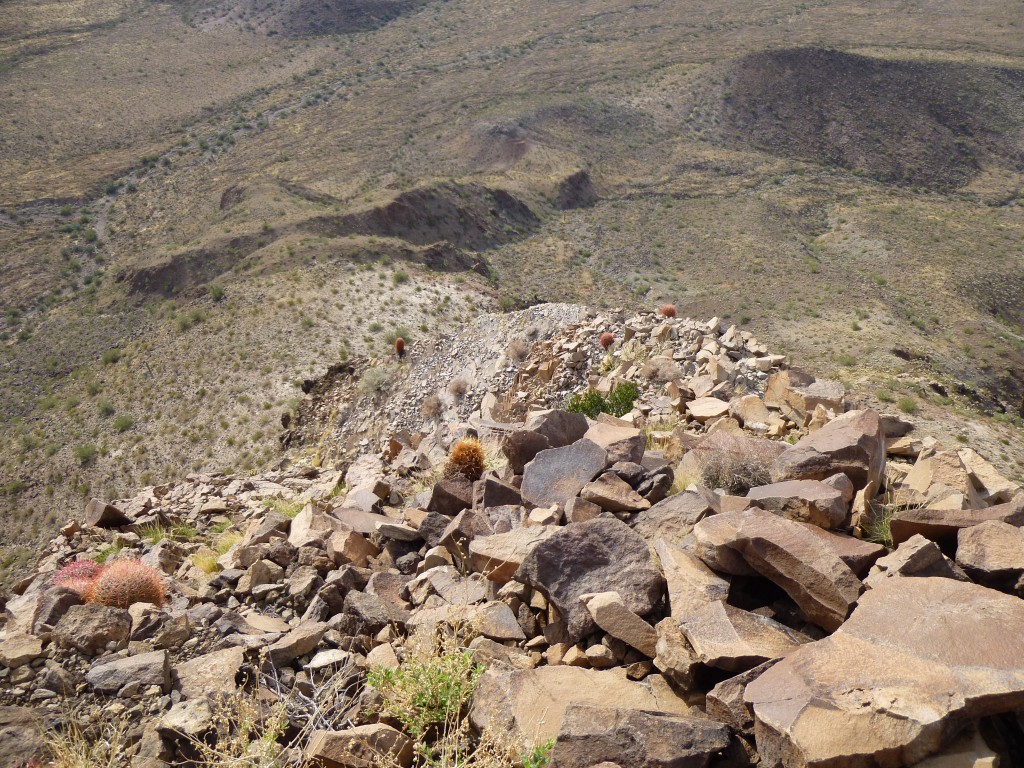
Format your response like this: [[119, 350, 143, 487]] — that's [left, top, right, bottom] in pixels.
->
[[897, 397, 919, 414], [113, 414, 134, 432], [101, 348, 122, 365], [566, 382, 640, 419], [97, 399, 115, 417], [73, 443, 98, 465]]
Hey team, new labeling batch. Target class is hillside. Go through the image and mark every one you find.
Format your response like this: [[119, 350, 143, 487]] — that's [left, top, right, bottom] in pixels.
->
[[2, 0, 1024, 591], [2, 307, 1024, 767]]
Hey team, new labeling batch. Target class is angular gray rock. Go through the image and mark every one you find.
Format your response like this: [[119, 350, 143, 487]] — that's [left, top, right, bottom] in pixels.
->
[[520, 439, 608, 509], [515, 517, 665, 643], [653, 540, 730, 620], [550, 704, 730, 768], [87, 649, 170, 694], [630, 490, 714, 549], [53, 603, 131, 656], [747, 578, 1024, 767]]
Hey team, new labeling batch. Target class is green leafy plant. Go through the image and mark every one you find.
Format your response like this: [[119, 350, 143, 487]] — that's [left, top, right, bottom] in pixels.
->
[[368, 627, 484, 764], [566, 381, 640, 419], [522, 739, 555, 768]]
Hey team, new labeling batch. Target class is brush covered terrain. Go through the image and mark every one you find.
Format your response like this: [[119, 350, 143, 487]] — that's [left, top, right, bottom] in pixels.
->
[[1, 0, 1024, 588]]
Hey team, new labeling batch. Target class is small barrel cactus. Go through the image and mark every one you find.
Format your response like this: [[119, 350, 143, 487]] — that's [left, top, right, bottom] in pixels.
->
[[599, 332, 615, 350], [395, 337, 406, 359], [89, 559, 166, 609], [444, 437, 486, 481], [660, 303, 677, 318], [53, 560, 103, 589]]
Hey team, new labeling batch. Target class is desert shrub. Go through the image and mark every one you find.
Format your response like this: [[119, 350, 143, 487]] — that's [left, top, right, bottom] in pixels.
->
[[368, 627, 484, 757], [640, 356, 682, 383], [263, 498, 304, 519], [113, 414, 134, 432], [88, 559, 165, 608], [605, 381, 640, 416], [660, 303, 677, 318], [422, 393, 443, 420], [689, 439, 778, 494], [208, 284, 225, 301], [96, 399, 115, 418], [507, 339, 529, 361], [359, 365, 396, 396], [448, 377, 469, 399], [73, 444, 98, 465], [566, 382, 640, 419], [897, 397, 919, 414], [393, 269, 409, 285], [385, 327, 411, 346], [100, 348, 121, 365], [445, 438, 486, 481]]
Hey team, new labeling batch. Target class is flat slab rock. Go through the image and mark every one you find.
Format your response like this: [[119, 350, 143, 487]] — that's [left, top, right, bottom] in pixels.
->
[[550, 704, 730, 768], [889, 494, 1024, 546], [520, 438, 608, 508], [470, 666, 690, 746], [746, 577, 1024, 768], [694, 507, 864, 632]]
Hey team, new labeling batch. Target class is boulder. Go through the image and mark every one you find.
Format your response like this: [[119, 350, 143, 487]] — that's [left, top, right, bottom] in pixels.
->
[[693, 508, 863, 632], [747, 479, 848, 529], [84, 498, 131, 528], [173, 647, 245, 700], [0, 633, 43, 669], [653, 617, 699, 689], [679, 601, 809, 673], [686, 397, 731, 421], [53, 603, 131, 656], [630, 491, 714, 549], [524, 409, 589, 448], [470, 666, 691, 746], [266, 622, 327, 667], [584, 422, 645, 465], [903, 450, 984, 510], [502, 429, 552, 475], [515, 517, 664, 643], [889, 494, 1024, 546], [581, 591, 659, 657], [87, 649, 171, 694], [327, 529, 380, 567], [520, 439, 608, 509], [653, 540, 730, 619], [581, 472, 651, 513], [730, 394, 773, 432], [746, 578, 1024, 767], [427, 477, 475, 516], [468, 526, 558, 583], [306, 724, 415, 768], [706, 660, 779, 734], [864, 534, 968, 589], [958, 448, 1021, 505], [159, 698, 215, 739], [550, 704, 730, 768], [773, 410, 885, 497], [0, 706, 45, 768], [956, 520, 1024, 587]]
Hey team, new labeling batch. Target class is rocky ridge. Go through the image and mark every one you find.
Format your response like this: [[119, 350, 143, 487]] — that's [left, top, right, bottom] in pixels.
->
[[1, 306, 1023, 767]]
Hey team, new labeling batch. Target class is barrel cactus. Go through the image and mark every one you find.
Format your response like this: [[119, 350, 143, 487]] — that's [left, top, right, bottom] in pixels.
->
[[444, 438, 486, 482], [88, 559, 166, 609], [53, 560, 103, 589], [659, 303, 677, 318], [599, 332, 615, 350]]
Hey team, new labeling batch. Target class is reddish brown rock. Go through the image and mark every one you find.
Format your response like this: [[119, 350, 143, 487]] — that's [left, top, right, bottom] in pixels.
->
[[772, 409, 885, 495], [746, 578, 1024, 768], [520, 438, 608, 509], [889, 494, 1024, 545], [747, 479, 848, 529], [693, 508, 863, 632]]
